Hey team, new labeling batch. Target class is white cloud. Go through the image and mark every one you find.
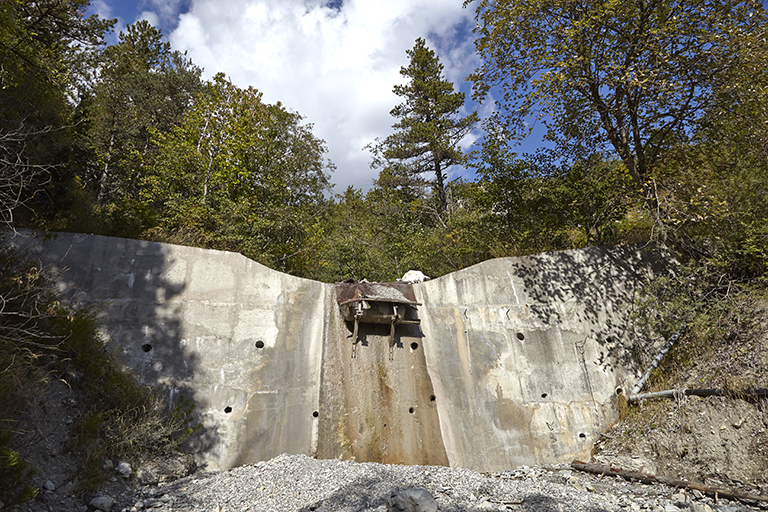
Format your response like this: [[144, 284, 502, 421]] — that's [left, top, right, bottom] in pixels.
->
[[141, 0, 189, 29], [168, 0, 480, 192], [90, 0, 114, 19], [137, 10, 160, 27]]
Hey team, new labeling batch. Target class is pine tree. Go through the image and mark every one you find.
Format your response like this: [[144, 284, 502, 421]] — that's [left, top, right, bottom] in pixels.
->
[[369, 38, 478, 214]]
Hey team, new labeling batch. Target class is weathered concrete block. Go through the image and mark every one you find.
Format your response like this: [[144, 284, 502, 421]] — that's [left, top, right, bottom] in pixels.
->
[[12, 232, 661, 472]]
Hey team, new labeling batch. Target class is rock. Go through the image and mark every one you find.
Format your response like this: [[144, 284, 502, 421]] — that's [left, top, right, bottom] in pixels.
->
[[103, 459, 113, 470], [117, 461, 133, 478], [90, 495, 115, 511], [386, 488, 438, 512], [399, 270, 430, 284], [44, 480, 56, 491], [135, 454, 195, 485]]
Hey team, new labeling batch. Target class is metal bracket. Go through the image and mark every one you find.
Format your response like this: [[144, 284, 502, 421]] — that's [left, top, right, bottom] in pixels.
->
[[388, 305, 400, 361], [351, 301, 363, 358]]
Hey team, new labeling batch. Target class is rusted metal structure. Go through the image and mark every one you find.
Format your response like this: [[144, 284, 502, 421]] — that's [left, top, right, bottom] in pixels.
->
[[334, 281, 421, 357]]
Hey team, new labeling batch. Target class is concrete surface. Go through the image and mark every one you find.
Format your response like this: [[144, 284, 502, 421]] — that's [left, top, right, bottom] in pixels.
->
[[415, 247, 657, 471], [11, 231, 661, 471]]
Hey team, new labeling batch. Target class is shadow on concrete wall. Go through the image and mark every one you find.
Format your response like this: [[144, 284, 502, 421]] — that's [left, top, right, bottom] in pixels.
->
[[344, 320, 424, 351], [506, 245, 668, 370], [11, 231, 221, 459]]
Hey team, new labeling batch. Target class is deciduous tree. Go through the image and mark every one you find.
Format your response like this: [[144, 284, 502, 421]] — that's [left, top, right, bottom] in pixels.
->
[[81, 20, 202, 232], [466, 0, 768, 217], [144, 74, 333, 276], [0, 0, 112, 227]]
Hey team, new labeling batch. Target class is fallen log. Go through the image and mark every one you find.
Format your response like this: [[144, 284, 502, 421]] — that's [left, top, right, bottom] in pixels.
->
[[571, 461, 768, 504]]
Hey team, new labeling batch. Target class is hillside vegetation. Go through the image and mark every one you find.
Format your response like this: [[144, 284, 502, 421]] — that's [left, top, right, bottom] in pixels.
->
[[2, 0, 768, 506]]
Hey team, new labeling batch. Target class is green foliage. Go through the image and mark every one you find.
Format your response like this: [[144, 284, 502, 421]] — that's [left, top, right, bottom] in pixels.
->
[[0, 0, 112, 228], [142, 73, 332, 276], [653, 21, 768, 278], [368, 38, 478, 213], [469, 120, 647, 257], [73, 392, 199, 491], [633, 260, 767, 391], [0, 0, 113, 105], [466, 0, 768, 214], [0, 432, 38, 508], [74, 20, 203, 235], [0, 242, 200, 494]]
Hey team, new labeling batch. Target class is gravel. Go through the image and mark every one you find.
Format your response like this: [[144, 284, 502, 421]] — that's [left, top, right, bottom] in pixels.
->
[[103, 454, 764, 512]]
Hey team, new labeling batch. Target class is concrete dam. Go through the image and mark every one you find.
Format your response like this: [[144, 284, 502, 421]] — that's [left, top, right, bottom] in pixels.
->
[[14, 232, 662, 472]]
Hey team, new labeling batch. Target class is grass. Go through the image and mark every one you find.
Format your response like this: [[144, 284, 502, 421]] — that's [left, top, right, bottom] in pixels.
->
[[0, 243, 198, 501]]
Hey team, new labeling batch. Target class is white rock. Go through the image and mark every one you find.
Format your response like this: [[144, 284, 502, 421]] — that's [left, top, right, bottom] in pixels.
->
[[44, 480, 55, 491], [400, 270, 430, 284], [386, 488, 438, 512], [90, 496, 115, 512], [117, 461, 133, 478]]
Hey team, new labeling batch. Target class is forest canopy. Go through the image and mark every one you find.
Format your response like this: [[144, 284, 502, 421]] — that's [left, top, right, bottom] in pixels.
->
[[0, 0, 766, 283]]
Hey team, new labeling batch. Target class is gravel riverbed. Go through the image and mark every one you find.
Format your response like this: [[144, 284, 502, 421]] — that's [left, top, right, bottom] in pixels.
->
[[97, 454, 764, 512]]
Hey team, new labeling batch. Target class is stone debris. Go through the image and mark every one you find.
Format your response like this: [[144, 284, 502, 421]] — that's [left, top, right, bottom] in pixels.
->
[[89, 495, 115, 511], [104, 454, 760, 512], [116, 461, 133, 478], [14, 454, 764, 512], [386, 488, 438, 512], [134, 454, 195, 485]]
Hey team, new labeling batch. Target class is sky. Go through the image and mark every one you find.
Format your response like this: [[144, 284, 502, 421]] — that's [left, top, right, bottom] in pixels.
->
[[87, 0, 513, 193]]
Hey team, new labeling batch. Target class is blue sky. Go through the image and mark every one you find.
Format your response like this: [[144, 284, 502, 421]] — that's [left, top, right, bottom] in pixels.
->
[[89, 0, 543, 193]]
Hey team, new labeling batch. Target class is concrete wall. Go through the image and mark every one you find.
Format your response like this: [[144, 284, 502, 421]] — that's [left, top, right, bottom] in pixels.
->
[[415, 247, 655, 471], [12, 232, 658, 471], [12, 232, 326, 470]]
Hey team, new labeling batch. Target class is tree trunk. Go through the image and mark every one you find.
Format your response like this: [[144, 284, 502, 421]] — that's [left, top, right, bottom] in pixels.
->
[[97, 134, 115, 206], [433, 157, 446, 214]]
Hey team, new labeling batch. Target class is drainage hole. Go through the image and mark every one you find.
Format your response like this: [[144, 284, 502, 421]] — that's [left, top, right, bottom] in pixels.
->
[[516, 332, 525, 341], [429, 395, 436, 402], [408, 407, 415, 414], [255, 340, 265, 349], [410, 342, 419, 350], [141, 344, 152, 353], [579, 432, 586, 439], [541, 393, 548, 398], [312, 411, 319, 418], [224, 406, 232, 414], [616, 387, 624, 395]]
